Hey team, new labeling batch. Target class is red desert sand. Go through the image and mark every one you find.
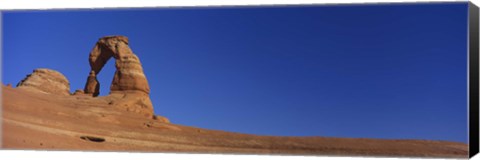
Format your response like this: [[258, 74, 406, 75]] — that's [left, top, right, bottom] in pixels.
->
[[1, 36, 468, 158]]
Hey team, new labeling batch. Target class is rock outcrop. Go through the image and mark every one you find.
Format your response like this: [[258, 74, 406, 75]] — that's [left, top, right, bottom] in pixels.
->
[[16, 68, 71, 96], [13, 36, 166, 121], [82, 35, 156, 118]]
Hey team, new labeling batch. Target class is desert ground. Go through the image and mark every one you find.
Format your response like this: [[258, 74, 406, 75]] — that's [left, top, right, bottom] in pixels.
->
[[1, 85, 468, 158]]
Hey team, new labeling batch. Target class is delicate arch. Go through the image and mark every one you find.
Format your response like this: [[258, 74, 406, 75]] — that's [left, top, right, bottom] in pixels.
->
[[83, 36, 150, 97]]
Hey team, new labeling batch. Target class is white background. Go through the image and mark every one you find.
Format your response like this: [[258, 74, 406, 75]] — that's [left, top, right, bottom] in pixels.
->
[[0, 0, 478, 160]]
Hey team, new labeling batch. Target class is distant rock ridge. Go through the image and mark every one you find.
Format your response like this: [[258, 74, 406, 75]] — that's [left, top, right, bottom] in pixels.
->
[[15, 36, 168, 123]]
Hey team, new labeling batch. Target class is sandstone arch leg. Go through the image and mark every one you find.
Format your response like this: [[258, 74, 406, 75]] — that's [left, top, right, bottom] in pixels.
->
[[84, 71, 100, 97]]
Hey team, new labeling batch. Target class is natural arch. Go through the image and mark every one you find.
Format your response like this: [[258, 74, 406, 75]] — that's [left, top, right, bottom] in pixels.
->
[[82, 35, 156, 118], [84, 35, 150, 96]]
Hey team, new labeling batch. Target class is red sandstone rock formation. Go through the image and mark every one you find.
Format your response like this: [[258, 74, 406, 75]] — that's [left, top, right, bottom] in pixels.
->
[[16, 68, 70, 96], [82, 35, 156, 118], [84, 36, 150, 95], [15, 36, 165, 121]]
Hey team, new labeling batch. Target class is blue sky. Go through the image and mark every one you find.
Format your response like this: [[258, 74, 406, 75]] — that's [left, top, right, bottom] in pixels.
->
[[2, 3, 469, 143]]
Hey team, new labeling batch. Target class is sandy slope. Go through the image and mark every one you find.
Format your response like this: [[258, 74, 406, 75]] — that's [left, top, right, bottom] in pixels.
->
[[1, 85, 468, 158]]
